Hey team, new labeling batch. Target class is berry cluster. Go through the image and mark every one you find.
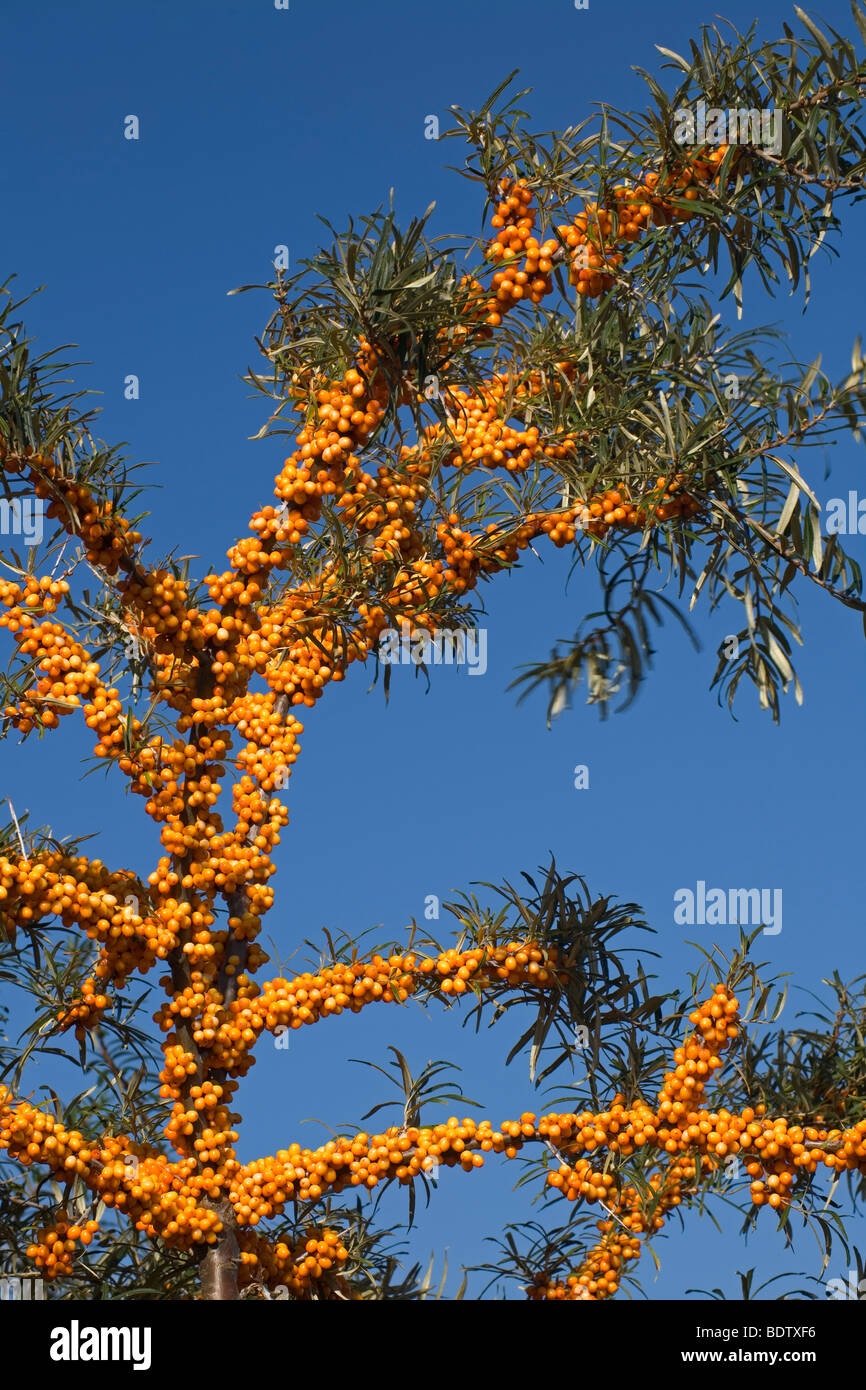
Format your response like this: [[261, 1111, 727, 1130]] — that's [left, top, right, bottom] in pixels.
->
[[0, 140, 853, 1301], [238, 1227, 352, 1300]]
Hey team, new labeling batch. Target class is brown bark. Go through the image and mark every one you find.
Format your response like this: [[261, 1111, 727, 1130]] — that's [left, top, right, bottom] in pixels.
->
[[199, 1203, 241, 1300]]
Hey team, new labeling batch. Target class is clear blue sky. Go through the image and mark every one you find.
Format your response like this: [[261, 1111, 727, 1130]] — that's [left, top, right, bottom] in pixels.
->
[[3, 0, 865, 1299]]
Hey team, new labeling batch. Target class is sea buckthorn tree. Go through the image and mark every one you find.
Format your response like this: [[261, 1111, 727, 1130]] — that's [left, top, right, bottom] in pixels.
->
[[2, 7, 866, 1300]]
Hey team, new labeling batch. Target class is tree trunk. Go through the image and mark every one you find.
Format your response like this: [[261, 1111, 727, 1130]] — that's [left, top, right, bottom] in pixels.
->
[[199, 1204, 240, 1300]]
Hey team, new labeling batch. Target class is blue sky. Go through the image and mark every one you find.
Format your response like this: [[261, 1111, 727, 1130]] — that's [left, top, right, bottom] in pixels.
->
[[2, 0, 865, 1299]]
